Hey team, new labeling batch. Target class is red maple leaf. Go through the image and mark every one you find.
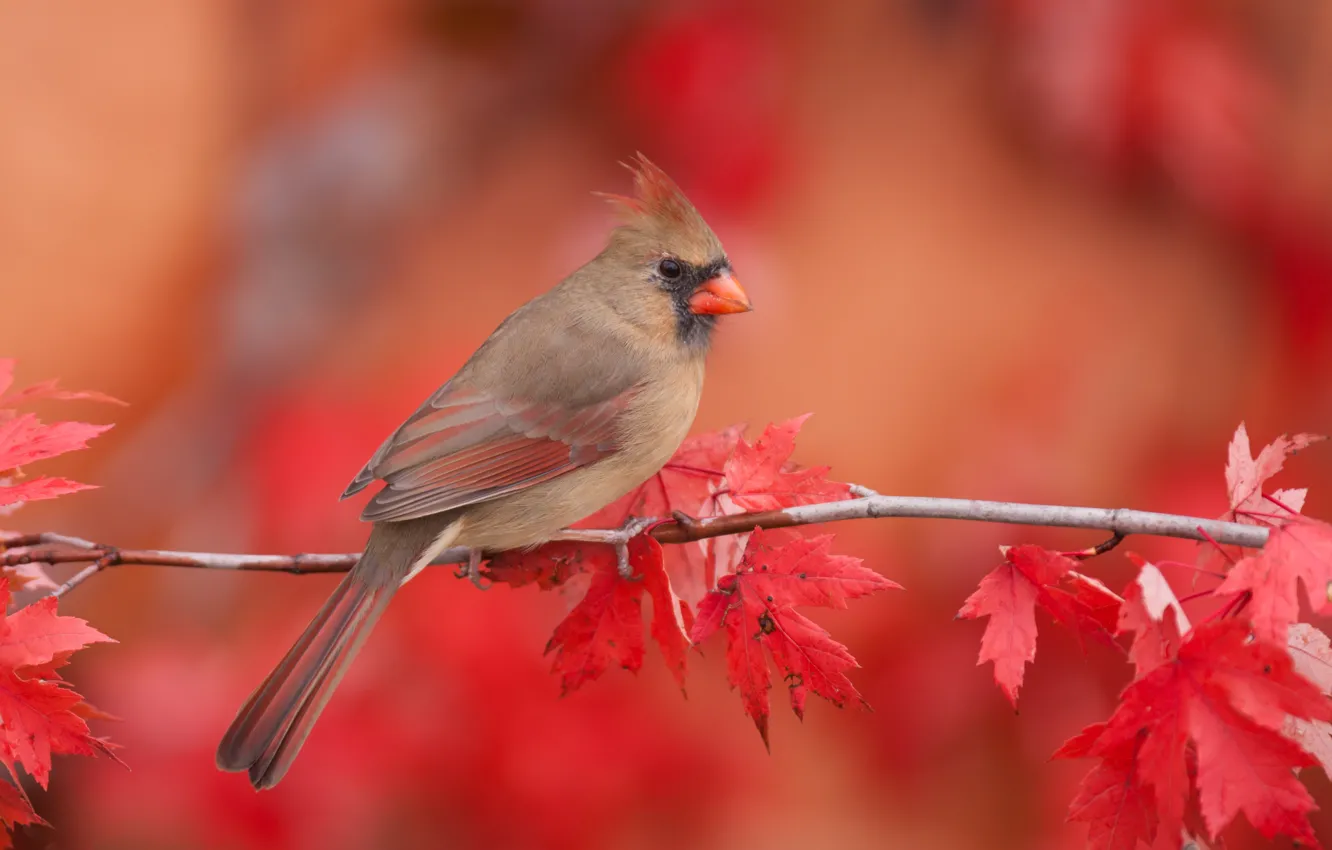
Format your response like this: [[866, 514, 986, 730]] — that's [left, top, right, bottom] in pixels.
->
[[696, 585, 772, 746], [639, 539, 691, 693], [1054, 722, 1157, 850], [957, 548, 1049, 705], [0, 580, 114, 788], [730, 532, 894, 608], [1200, 423, 1325, 578], [1286, 624, 1332, 780], [0, 362, 120, 510], [0, 477, 96, 507], [958, 545, 1117, 705], [1190, 697, 1322, 845], [487, 532, 698, 693], [1067, 757, 1157, 850], [0, 362, 121, 511], [1118, 556, 1185, 679], [0, 669, 106, 788], [721, 415, 850, 512], [689, 529, 896, 746], [1217, 515, 1332, 643], [0, 594, 116, 671], [0, 416, 111, 476], [0, 360, 124, 409], [0, 767, 43, 847], [1059, 620, 1331, 848], [761, 606, 862, 720], [513, 536, 690, 695], [1225, 422, 1324, 521], [1063, 571, 1123, 638], [0, 562, 56, 595], [1040, 577, 1122, 654]]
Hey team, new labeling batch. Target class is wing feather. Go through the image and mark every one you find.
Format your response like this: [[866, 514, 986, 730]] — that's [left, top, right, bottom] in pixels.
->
[[346, 380, 633, 523]]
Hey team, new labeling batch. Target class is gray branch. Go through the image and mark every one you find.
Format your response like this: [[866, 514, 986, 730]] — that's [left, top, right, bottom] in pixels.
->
[[1, 490, 1270, 592]]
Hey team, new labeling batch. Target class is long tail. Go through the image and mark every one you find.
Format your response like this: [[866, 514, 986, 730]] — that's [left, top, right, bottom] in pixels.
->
[[216, 517, 459, 789]]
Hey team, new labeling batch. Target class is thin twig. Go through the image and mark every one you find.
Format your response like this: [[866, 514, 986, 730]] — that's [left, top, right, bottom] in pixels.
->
[[51, 551, 120, 599], [0, 532, 101, 550], [1064, 531, 1126, 560]]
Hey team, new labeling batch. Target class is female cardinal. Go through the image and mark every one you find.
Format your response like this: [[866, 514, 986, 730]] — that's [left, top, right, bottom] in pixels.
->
[[216, 155, 751, 789]]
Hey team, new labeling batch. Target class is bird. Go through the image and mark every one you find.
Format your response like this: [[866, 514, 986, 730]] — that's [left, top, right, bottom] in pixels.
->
[[215, 154, 751, 789]]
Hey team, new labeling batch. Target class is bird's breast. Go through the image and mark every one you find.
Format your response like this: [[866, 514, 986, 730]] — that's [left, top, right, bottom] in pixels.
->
[[613, 358, 705, 468]]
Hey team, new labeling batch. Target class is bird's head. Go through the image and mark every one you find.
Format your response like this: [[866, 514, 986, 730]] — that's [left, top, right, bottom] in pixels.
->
[[597, 154, 751, 350]]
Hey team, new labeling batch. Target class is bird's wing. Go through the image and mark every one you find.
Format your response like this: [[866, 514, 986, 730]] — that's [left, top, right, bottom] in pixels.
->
[[342, 378, 638, 523]]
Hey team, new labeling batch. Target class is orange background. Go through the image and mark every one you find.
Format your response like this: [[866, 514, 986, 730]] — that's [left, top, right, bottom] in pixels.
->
[[4, 1, 1332, 848]]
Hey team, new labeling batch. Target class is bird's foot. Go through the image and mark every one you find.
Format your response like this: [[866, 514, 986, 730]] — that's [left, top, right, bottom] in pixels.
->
[[609, 517, 654, 578], [453, 547, 489, 590], [553, 517, 654, 578]]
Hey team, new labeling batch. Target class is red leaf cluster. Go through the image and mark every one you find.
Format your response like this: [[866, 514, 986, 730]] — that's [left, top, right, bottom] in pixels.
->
[[486, 416, 891, 748], [1117, 556, 1184, 679], [0, 580, 115, 844], [1058, 615, 1330, 848], [1212, 423, 1332, 643], [489, 536, 690, 695], [950, 425, 1332, 847], [0, 359, 120, 511], [0, 362, 120, 846], [1045, 426, 1332, 849], [690, 530, 898, 746], [580, 416, 853, 603]]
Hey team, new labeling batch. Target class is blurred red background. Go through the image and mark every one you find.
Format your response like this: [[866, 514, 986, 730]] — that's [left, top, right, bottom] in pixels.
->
[[4, 1, 1332, 847]]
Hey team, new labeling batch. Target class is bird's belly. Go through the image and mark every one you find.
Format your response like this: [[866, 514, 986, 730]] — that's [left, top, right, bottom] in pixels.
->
[[455, 452, 668, 552]]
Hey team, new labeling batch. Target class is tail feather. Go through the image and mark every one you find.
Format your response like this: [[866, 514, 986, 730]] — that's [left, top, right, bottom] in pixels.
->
[[216, 515, 461, 789], [216, 573, 396, 788]]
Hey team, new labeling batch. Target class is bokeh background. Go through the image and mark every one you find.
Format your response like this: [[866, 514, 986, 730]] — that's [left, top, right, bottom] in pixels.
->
[[4, 1, 1332, 847]]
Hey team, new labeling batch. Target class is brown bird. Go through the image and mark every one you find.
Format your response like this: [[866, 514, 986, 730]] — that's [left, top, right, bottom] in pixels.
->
[[216, 155, 751, 789]]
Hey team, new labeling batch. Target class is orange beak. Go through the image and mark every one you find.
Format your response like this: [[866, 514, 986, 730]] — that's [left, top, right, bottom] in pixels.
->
[[687, 272, 752, 315]]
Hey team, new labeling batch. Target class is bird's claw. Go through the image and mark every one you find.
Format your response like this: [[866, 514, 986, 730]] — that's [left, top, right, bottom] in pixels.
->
[[454, 548, 490, 590], [611, 517, 653, 578], [551, 517, 653, 579]]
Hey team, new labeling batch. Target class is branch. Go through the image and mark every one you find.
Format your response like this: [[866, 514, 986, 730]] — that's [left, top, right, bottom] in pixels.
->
[[0, 489, 1271, 597], [653, 491, 1270, 548]]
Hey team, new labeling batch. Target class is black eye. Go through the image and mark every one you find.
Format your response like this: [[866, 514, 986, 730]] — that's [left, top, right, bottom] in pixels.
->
[[658, 258, 682, 279]]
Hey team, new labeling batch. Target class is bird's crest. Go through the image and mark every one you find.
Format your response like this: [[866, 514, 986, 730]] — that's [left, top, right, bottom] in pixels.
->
[[598, 154, 721, 262]]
